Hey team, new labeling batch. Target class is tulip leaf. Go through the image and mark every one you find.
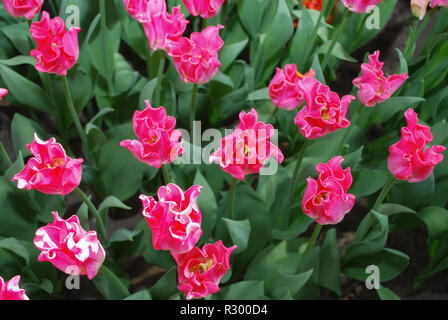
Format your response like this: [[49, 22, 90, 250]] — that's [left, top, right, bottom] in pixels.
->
[[109, 228, 141, 243], [216, 280, 265, 300], [222, 218, 251, 254], [377, 286, 401, 300], [319, 229, 341, 296], [149, 266, 178, 300], [272, 269, 313, 299], [124, 289, 152, 300], [0, 237, 29, 266]]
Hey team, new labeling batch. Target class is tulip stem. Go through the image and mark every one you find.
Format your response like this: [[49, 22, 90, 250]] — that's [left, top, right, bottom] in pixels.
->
[[0, 142, 12, 167], [228, 178, 238, 220], [321, 10, 352, 70], [298, 223, 322, 272], [189, 83, 198, 134], [74, 187, 108, 245], [98, 265, 130, 298], [284, 140, 309, 229], [161, 164, 170, 184], [61, 76, 91, 159], [267, 107, 279, 124], [372, 175, 396, 211], [337, 105, 364, 154], [154, 51, 166, 107]]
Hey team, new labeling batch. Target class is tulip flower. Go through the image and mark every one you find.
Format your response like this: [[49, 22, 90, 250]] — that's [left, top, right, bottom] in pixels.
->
[[268, 64, 315, 111], [1, 0, 43, 20], [142, 0, 189, 52], [340, 0, 382, 13], [411, 0, 430, 19], [120, 100, 184, 168], [209, 108, 284, 181], [123, 0, 150, 22], [0, 276, 28, 300], [0, 88, 7, 99], [168, 25, 224, 84], [140, 183, 203, 254], [388, 108, 445, 183], [172, 240, 237, 299], [34, 212, 106, 280], [12, 133, 83, 195], [30, 11, 81, 76], [302, 156, 355, 225], [294, 77, 355, 140], [352, 50, 408, 107], [181, 0, 226, 19], [430, 0, 448, 7]]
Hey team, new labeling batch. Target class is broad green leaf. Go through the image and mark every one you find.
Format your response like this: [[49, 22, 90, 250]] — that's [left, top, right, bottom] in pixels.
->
[[109, 228, 141, 243], [370, 97, 425, 124], [216, 280, 265, 300], [193, 169, 218, 242], [124, 290, 152, 300], [418, 207, 448, 239], [272, 269, 313, 299], [149, 267, 178, 300], [350, 169, 390, 198], [93, 265, 130, 300], [0, 64, 53, 114], [319, 229, 341, 296], [377, 286, 401, 300], [0, 237, 29, 266], [222, 218, 251, 254]]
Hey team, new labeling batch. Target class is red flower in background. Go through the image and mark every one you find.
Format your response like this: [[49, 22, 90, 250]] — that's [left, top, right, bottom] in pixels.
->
[[302, 156, 355, 225], [388, 108, 445, 183], [12, 133, 83, 195], [1, 0, 43, 20], [30, 11, 81, 76], [172, 240, 237, 300]]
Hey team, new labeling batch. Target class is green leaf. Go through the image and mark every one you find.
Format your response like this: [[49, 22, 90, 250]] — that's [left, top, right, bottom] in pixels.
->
[[377, 286, 401, 300], [93, 265, 130, 300], [0, 237, 29, 266], [395, 48, 408, 75], [350, 169, 390, 198], [262, 0, 293, 63], [248, 87, 270, 101], [110, 228, 142, 243], [272, 269, 313, 299], [193, 169, 218, 242], [370, 97, 425, 124], [418, 207, 448, 239], [124, 289, 152, 300], [216, 280, 265, 300], [377, 203, 416, 216], [149, 267, 178, 300], [318, 41, 357, 63], [98, 196, 132, 213], [289, 8, 314, 68], [222, 218, 251, 254], [237, 0, 270, 37], [0, 55, 35, 67], [343, 211, 389, 264], [319, 229, 341, 296], [0, 64, 53, 113], [271, 214, 313, 240], [10, 114, 46, 157], [343, 248, 409, 282]]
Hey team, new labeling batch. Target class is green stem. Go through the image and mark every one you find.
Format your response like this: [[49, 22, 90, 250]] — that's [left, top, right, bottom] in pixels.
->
[[61, 76, 89, 152], [267, 107, 279, 124], [189, 83, 198, 134], [298, 223, 323, 272], [99, 0, 114, 94], [337, 105, 364, 154], [98, 265, 130, 298], [321, 10, 352, 70], [161, 164, 170, 185], [372, 175, 396, 211], [285, 140, 309, 228], [74, 187, 108, 244], [228, 178, 238, 220], [153, 51, 166, 107], [0, 142, 12, 167]]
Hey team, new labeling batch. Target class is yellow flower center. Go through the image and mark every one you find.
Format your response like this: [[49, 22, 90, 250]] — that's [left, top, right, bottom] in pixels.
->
[[47, 157, 65, 169], [190, 258, 213, 274], [321, 107, 331, 121], [243, 144, 251, 157]]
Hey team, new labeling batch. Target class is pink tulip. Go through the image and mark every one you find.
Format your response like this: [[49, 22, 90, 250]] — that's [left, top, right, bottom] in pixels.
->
[[0, 88, 7, 99], [120, 100, 184, 168], [168, 25, 224, 84], [209, 108, 284, 181], [12, 133, 83, 195], [411, 0, 430, 19], [140, 183, 203, 254], [268, 64, 316, 111], [0, 276, 28, 300], [34, 212, 105, 280], [123, 0, 150, 22], [294, 77, 354, 140], [181, 0, 226, 19], [340, 0, 382, 13], [142, 0, 189, 52], [30, 11, 81, 76], [1, 0, 43, 20], [172, 240, 237, 300], [388, 109, 445, 183], [353, 50, 408, 107], [430, 0, 448, 7], [302, 156, 355, 225]]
